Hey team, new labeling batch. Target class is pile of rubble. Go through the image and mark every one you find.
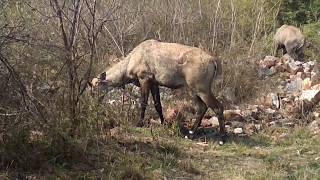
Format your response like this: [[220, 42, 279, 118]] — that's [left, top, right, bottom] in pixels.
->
[[258, 54, 320, 113]]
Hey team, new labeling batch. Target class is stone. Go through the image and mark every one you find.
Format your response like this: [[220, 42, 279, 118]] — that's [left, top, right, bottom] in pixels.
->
[[262, 93, 280, 108], [303, 62, 313, 73], [311, 84, 320, 90], [206, 116, 219, 127], [280, 54, 294, 64], [261, 56, 279, 68], [233, 128, 243, 134], [300, 89, 320, 102], [271, 93, 281, 109], [275, 63, 286, 73], [269, 66, 277, 75], [303, 78, 312, 90], [225, 125, 231, 132], [286, 78, 303, 92], [294, 61, 303, 66], [287, 61, 304, 75], [224, 110, 245, 122], [258, 67, 274, 77]]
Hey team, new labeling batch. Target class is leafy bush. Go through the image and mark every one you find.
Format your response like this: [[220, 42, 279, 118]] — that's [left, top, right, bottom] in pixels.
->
[[303, 22, 320, 60]]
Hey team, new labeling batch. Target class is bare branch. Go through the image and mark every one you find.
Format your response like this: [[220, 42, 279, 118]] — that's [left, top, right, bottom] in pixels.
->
[[51, 0, 69, 49], [69, 0, 82, 49]]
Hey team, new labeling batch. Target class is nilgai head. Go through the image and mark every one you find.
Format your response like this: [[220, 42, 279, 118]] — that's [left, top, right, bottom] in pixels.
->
[[91, 58, 129, 90], [91, 72, 108, 89]]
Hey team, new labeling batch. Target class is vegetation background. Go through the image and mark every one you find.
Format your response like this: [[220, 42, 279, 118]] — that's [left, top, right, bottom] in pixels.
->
[[0, 0, 320, 179]]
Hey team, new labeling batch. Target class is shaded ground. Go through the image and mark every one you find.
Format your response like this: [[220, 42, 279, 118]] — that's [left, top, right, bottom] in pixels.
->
[[2, 124, 319, 179]]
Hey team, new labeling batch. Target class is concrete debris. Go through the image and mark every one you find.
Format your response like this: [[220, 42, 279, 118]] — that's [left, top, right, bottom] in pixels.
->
[[208, 116, 219, 126], [286, 78, 303, 92], [302, 78, 312, 90], [233, 128, 243, 134], [311, 84, 320, 90], [260, 56, 279, 68], [224, 110, 244, 122], [261, 93, 280, 109], [300, 89, 320, 102], [287, 61, 304, 75]]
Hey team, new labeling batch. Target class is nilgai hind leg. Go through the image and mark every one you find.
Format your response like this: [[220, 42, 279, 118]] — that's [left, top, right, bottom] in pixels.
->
[[190, 95, 208, 134], [191, 92, 226, 144]]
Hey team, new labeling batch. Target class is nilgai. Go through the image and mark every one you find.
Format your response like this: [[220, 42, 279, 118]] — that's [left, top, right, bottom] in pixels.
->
[[273, 24, 305, 61], [91, 39, 226, 141]]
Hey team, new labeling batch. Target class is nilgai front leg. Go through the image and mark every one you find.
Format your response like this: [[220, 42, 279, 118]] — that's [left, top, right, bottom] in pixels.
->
[[137, 78, 150, 127], [151, 84, 165, 124]]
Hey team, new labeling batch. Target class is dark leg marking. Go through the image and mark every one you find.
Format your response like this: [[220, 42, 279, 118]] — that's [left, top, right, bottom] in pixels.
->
[[137, 79, 150, 127], [151, 84, 165, 124]]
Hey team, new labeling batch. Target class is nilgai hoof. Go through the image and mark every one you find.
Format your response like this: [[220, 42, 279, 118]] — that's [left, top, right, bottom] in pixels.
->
[[184, 130, 196, 140], [218, 140, 224, 145], [219, 134, 227, 146]]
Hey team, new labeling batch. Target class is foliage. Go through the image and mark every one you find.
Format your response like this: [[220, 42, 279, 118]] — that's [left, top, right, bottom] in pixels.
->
[[278, 0, 320, 26], [303, 22, 320, 60]]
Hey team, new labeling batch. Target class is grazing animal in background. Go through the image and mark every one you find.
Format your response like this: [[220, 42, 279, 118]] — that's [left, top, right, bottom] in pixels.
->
[[91, 39, 226, 141], [273, 24, 305, 61]]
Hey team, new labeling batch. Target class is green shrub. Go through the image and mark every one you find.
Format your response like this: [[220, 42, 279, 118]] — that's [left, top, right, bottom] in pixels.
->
[[303, 22, 320, 60]]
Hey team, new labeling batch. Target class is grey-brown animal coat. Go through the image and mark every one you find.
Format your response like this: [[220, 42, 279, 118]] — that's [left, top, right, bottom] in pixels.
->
[[273, 24, 305, 60], [92, 39, 225, 140]]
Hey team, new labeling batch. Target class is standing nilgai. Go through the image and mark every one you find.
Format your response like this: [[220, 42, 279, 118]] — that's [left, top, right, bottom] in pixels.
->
[[273, 24, 305, 61], [91, 39, 226, 142]]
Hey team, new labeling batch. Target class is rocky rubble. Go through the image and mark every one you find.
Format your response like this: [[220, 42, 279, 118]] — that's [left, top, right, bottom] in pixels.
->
[[237, 55, 319, 135]]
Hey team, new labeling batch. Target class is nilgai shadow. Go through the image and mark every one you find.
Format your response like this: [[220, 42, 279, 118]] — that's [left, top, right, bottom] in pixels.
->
[[179, 126, 271, 147]]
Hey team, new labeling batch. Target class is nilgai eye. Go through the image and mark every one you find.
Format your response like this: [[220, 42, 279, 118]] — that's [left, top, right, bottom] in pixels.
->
[[100, 72, 106, 80]]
